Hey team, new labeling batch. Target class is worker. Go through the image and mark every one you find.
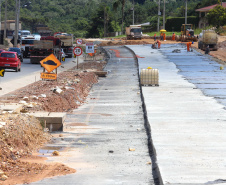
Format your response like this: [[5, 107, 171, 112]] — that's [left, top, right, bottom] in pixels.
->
[[160, 32, 163, 41], [157, 40, 161, 49], [205, 45, 210, 55], [172, 33, 175, 41], [154, 33, 156, 41], [186, 41, 193, 52], [163, 33, 166, 41]]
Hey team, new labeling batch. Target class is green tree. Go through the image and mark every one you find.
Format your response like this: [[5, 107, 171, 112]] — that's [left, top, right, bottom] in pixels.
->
[[207, 5, 226, 28], [113, 0, 126, 33], [86, 4, 114, 38]]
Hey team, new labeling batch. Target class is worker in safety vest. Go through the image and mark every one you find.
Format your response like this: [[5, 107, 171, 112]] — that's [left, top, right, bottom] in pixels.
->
[[163, 33, 166, 41], [172, 33, 175, 41], [160, 32, 163, 41], [186, 42, 193, 52], [154, 33, 156, 41], [157, 40, 161, 49]]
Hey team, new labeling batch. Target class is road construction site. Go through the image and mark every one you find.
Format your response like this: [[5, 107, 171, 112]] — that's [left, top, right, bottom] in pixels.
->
[[1, 42, 226, 184]]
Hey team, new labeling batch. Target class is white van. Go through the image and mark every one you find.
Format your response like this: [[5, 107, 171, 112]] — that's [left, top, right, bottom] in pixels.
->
[[20, 30, 31, 37], [13, 30, 31, 37]]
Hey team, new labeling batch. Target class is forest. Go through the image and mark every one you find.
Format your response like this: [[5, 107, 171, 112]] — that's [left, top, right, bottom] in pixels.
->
[[0, 0, 222, 38]]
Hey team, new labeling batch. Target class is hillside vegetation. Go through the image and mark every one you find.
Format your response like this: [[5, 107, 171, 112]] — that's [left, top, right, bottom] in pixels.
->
[[0, 0, 219, 37]]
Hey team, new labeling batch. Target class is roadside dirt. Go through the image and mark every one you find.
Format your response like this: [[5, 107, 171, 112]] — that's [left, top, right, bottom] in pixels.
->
[[88, 35, 226, 64], [0, 57, 106, 184]]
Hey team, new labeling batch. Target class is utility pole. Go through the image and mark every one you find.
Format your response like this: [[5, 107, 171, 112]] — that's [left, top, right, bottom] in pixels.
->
[[104, 7, 106, 37], [14, 0, 18, 47], [4, 0, 7, 42], [157, 0, 160, 32], [14, 0, 20, 47], [133, 0, 134, 25], [0, 0, 1, 45], [163, 0, 165, 29], [185, 0, 187, 24]]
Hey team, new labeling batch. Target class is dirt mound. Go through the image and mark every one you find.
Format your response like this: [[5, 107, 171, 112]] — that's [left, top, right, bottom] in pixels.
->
[[0, 61, 106, 112], [0, 114, 76, 184], [99, 40, 150, 46], [218, 40, 226, 48]]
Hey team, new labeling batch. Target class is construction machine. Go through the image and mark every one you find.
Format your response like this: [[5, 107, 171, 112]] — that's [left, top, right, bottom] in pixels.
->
[[176, 24, 198, 42], [198, 30, 218, 51]]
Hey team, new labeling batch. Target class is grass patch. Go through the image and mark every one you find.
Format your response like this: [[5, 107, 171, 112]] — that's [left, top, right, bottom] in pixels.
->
[[146, 31, 181, 36]]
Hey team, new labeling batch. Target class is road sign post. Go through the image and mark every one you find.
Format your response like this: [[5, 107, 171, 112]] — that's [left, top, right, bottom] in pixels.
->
[[40, 54, 61, 80], [73, 47, 83, 69], [76, 39, 83, 45]]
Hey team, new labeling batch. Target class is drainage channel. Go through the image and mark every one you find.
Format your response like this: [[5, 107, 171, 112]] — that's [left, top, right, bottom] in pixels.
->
[[160, 44, 226, 108]]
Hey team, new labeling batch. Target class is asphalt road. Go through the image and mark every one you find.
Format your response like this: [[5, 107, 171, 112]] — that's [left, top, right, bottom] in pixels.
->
[[0, 57, 74, 83], [0, 56, 76, 96]]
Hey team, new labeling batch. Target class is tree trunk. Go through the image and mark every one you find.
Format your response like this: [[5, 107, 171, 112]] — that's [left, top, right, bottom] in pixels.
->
[[121, 5, 124, 33]]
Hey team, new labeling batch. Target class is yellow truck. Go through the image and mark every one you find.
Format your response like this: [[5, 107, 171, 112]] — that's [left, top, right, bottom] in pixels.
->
[[126, 25, 142, 40], [198, 30, 218, 51]]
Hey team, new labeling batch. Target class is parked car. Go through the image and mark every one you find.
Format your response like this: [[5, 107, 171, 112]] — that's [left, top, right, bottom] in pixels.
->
[[0, 51, 21, 72], [8, 47, 23, 62]]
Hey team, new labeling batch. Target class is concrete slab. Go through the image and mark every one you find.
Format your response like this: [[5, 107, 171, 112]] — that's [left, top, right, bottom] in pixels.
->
[[30, 112, 66, 132], [127, 44, 226, 184], [0, 103, 23, 113], [30, 46, 155, 185]]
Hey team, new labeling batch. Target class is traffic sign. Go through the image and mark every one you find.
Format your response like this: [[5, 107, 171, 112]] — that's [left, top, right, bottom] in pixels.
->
[[76, 39, 83, 45], [40, 54, 61, 73], [73, 47, 83, 56], [41, 72, 57, 80], [0, 69, 5, 77], [88, 50, 96, 56], [86, 42, 94, 53]]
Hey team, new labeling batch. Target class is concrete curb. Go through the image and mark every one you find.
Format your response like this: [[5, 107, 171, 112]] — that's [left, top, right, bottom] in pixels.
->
[[124, 45, 163, 185]]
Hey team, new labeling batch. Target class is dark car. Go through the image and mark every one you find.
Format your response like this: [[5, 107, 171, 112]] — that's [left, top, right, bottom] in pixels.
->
[[8, 47, 23, 62], [0, 49, 5, 53], [0, 51, 21, 72]]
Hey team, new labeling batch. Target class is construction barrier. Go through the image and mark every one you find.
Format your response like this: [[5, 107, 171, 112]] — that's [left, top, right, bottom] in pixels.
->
[[140, 68, 159, 86]]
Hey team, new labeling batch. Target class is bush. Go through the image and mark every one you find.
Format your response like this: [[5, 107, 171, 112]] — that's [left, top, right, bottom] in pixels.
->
[[4, 39, 9, 47]]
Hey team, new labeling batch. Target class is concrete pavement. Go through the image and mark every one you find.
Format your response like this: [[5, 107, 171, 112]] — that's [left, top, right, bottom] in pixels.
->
[[30, 46, 155, 185], [127, 44, 226, 184]]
